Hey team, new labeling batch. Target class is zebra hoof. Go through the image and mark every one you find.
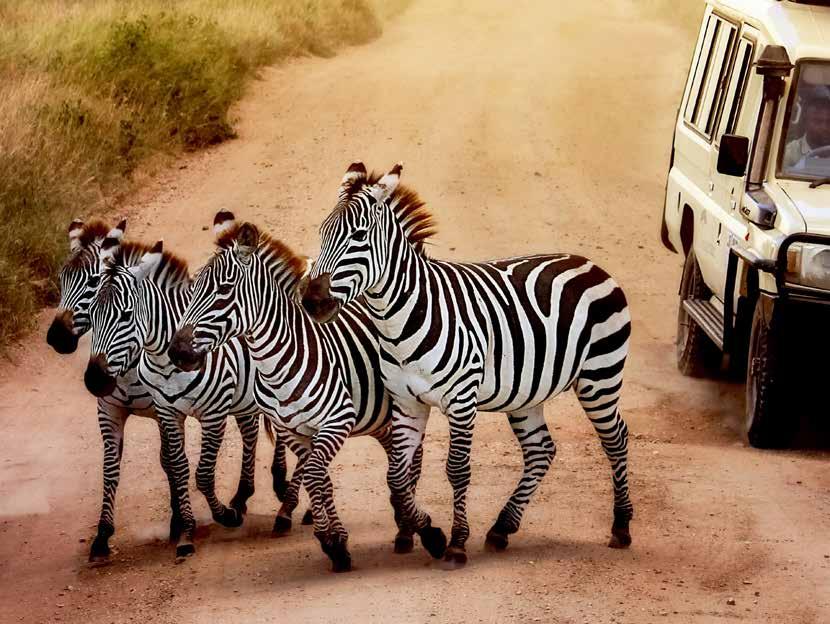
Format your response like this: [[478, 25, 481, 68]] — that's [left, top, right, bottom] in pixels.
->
[[272, 515, 292, 537], [418, 525, 447, 559], [440, 546, 467, 569], [301, 509, 314, 526], [393, 533, 414, 554], [608, 526, 632, 549], [328, 542, 352, 573], [214, 507, 244, 529], [331, 556, 352, 573], [88, 554, 111, 568], [88, 535, 111, 565], [175, 543, 196, 559], [484, 529, 509, 552], [88, 543, 111, 567]]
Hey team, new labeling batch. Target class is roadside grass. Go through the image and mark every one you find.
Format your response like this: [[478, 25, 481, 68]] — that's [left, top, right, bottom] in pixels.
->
[[0, 0, 404, 347]]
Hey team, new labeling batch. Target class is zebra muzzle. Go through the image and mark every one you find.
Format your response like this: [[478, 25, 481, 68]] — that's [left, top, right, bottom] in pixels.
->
[[84, 354, 117, 397], [168, 325, 206, 372], [47, 310, 79, 354], [301, 274, 341, 324]]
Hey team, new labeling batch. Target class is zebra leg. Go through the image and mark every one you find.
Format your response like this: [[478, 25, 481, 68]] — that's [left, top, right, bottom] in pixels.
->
[[195, 415, 242, 528], [574, 375, 633, 549], [157, 421, 183, 543], [272, 440, 309, 536], [442, 400, 479, 568], [485, 404, 556, 552], [387, 401, 446, 560], [89, 404, 128, 564], [161, 416, 198, 558], [270, 429, 289, 502], [374, 425, 423, 555], [304, 428, 352, 573], [229, 413, 258, 516]]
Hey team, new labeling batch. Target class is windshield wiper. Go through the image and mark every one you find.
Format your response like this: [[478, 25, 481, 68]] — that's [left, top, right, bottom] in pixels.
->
[[809, 177, 830, 188]]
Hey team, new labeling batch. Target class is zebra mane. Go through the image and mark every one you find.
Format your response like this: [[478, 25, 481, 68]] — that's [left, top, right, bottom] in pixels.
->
[[65, 220, 111, 267], [346, 172, 437, 255], [104, 241, 191, 288], [216, 224, 307, 288]]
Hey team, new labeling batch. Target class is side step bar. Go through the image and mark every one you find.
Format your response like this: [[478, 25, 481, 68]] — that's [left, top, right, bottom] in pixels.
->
[[683, 299, 724, 350]]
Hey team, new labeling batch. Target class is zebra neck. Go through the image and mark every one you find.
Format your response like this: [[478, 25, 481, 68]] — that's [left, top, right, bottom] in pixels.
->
[[366, 217, 428, 319], [244, 274, 305, 369], [140, 280, 190, 357]]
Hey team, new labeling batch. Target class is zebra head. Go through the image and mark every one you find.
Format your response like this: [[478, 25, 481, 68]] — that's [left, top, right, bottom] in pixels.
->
[[85, 240, 162, 397], [302, 162, 401, 323], [169, 212, 259, 372], [47, 218, 126, 354]]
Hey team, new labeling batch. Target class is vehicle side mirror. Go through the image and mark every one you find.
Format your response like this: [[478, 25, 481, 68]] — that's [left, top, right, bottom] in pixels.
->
[[717, 134, 750, 177]]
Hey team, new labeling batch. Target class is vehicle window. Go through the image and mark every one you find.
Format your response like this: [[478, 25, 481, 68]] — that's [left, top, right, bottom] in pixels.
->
[[779, 61, 830, 180], [717, 37, 754, 139], [684, 15, 738, 139]]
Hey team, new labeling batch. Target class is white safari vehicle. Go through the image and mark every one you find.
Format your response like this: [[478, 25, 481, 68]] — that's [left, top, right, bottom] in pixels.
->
[[662, 0, 830, 447]]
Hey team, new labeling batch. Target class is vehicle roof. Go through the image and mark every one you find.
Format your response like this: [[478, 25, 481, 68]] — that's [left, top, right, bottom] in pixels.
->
[[711, 0, 830, 60]]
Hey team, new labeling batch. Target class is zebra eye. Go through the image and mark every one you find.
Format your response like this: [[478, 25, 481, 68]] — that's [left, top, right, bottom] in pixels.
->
[[352, 229, 368, 242], [87, 275, 100, 287], [218, 283, 233, 295], [119, 309, 132, 322]]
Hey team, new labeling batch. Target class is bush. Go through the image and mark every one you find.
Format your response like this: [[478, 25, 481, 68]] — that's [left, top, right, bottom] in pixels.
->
[[0, 0, 397, 347]]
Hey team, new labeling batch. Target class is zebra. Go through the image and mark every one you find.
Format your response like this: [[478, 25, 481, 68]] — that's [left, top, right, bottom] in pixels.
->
[[167, 211, 441, 572], [47, 219, 177, 564], [301, 162, 634, 567], [82, 234, 299, 558]]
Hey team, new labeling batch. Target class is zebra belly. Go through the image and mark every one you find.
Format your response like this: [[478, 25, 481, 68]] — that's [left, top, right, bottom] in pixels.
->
[[379, 358, 458, 411]]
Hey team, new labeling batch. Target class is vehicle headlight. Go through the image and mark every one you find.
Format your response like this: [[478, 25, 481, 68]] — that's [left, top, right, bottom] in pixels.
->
[[785, 243, 830, 289]]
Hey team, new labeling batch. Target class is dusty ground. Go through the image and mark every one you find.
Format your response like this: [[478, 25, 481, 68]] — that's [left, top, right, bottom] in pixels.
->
[[1, 1, 829, 622]]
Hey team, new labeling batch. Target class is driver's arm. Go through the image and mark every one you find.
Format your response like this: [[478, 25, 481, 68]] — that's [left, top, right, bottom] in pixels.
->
[[783, 138, 804, 170]]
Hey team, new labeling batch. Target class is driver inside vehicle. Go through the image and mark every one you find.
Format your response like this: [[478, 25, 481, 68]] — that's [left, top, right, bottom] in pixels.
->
[[783, 90, 830, 171]]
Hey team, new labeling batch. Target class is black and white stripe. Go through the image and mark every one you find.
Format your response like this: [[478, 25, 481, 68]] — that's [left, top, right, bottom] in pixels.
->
[[85, 237, 288, 559], [48, 220, 174, 564], [169, 212, 435, 572], [303, 162, 634, 566]]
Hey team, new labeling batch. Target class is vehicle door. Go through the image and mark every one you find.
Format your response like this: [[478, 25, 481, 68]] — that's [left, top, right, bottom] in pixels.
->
[[709, 26, 761, 302], [683, 12, 740, 294]]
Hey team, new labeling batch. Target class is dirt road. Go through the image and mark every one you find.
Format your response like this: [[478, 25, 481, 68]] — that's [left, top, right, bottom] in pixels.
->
[[1, 1, 828, 622]]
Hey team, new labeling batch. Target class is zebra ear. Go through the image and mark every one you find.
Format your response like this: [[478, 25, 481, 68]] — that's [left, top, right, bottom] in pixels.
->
[[100, 236, 121, 265], [68, 219, 85, 252], [106, 219, 127, 242], [294, 256, 314, 303], [235, 223, 259, 261], [340, 162, 367, 195], [370, 162, 402, 204], [129, 240, 163, 282], [213, 210, 236, 238]]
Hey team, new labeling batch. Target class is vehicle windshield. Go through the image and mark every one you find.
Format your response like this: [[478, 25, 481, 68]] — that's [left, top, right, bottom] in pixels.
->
[[780, 61, 830, 181]]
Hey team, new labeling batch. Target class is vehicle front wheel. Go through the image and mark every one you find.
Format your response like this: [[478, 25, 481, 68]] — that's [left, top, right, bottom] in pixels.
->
[[676, 251, 721, 377], [745, 301, 795, 449]]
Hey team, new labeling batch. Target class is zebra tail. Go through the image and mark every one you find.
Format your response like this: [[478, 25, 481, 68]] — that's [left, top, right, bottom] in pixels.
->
[[261, 414, 276, 445]]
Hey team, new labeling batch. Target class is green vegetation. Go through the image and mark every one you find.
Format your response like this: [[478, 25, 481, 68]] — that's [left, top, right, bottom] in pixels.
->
[[0, 0, 409, 347]]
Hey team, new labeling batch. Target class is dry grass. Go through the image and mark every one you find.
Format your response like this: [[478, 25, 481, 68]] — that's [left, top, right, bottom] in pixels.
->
[[0, 0, 407, 346]]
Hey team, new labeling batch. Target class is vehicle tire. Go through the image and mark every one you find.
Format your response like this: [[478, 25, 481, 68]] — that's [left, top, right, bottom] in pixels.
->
[[745, 302, 795, 449], [676, 252, 722, 377]]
